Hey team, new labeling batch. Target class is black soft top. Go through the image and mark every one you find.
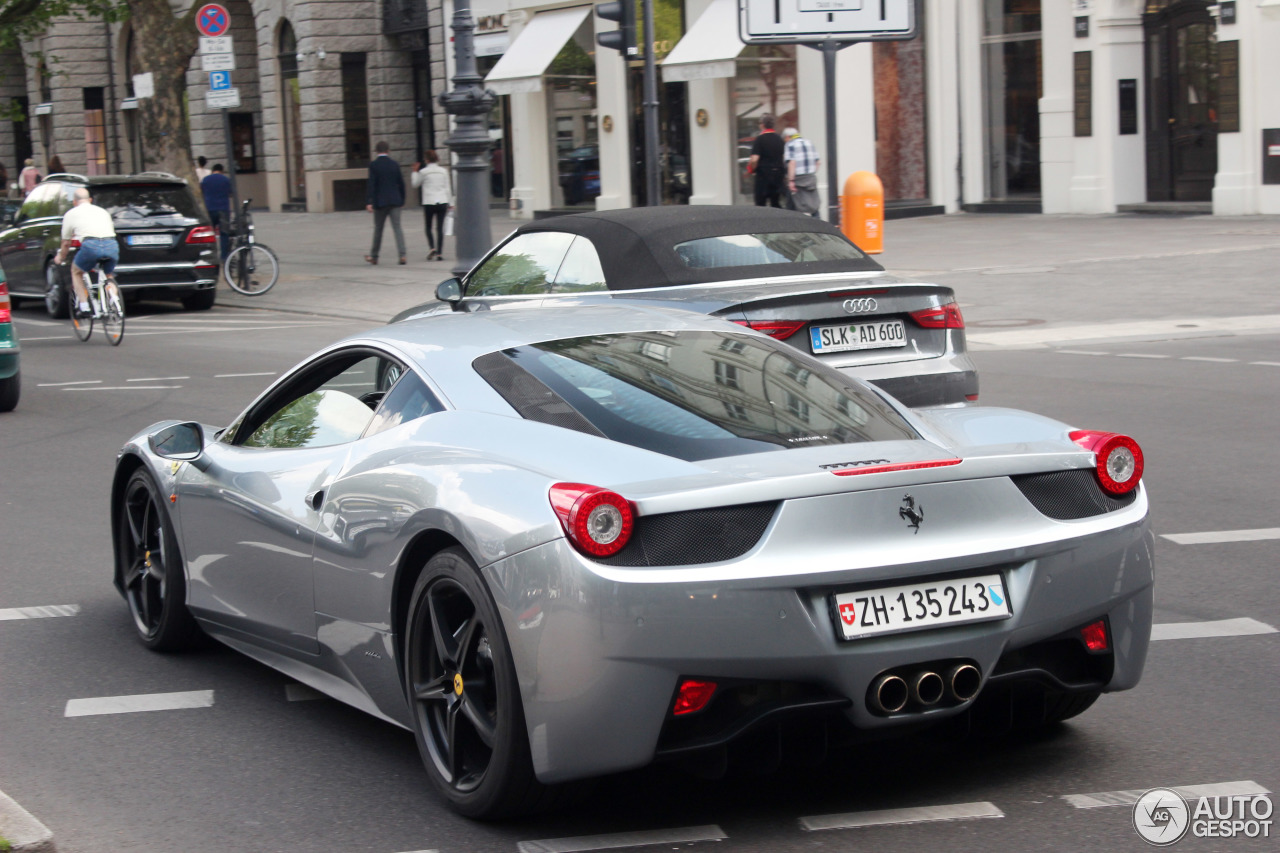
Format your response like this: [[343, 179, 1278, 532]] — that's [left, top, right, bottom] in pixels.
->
[[510, 205, 884, 290]]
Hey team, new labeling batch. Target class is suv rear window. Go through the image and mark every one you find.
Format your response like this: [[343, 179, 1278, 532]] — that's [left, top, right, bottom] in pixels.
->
[[674, 231, 866, 270], [476, 330, 916, 462], [91, 185, 204, 227]]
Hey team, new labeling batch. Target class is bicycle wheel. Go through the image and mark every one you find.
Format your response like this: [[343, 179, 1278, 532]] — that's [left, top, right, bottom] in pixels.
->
[[224, 244, 280, 295], [70, 295, 93, 342], [102, 282, 125, 346]]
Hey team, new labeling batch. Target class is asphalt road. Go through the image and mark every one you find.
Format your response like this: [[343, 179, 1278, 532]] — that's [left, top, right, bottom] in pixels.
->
[[0, 297, 1276, 853]]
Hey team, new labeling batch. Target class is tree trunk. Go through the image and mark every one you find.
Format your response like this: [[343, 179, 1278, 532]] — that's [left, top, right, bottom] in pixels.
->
[[130, 0, 199, 187]]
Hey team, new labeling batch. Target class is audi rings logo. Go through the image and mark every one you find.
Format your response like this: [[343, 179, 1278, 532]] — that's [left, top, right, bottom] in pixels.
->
[[842, 297, 878, 314]]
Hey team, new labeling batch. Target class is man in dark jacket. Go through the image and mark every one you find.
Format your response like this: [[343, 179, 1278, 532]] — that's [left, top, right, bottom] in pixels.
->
[[365, 140, 406, 265], [200, 163, 233, 257], [748, 114, 787, 208]]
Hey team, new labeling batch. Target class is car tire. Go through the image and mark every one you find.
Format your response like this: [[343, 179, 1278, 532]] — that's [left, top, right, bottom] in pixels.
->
[[0, 367, 18, 412], [117, 468, 202, 651], [404, 547, 555, 818], [182, 288, 217, 311], [44, 262, 68, 318]]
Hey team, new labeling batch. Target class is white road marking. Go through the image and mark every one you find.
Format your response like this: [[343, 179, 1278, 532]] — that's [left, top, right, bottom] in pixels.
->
[[1063, 780, 1270, 809], [0, 604, 80, 620], [1057, 350, 1110, 356], [65, 690, 215, 717], [12, 316, 61, 326], [1150, 618, 1276, 641], [800, 802, 1004, 831], [968, 313, 1280, 348], [1115, 353, 1170, 359], [127, 376, 189, 382], [1180, 356, 1237, 363], [37, 380, 101, 387], [215, 372, 276, 378], [285, 683, 322, 702], [517, 825, 727, 853], [63, 386, 182, 391], [1252, 361, 1280, 366], [1161, 527, 1280, 545]]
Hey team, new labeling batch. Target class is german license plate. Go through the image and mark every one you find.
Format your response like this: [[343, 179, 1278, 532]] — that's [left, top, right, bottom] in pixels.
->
[[832, 573, 1011, 640], [128, 234, 172, 247], [810, 320, 907, 354]]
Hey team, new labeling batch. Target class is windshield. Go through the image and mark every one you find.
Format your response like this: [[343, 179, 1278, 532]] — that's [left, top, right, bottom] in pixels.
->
[[674, 231, 867, 270], [481, 330, 916, 462], [91, 185, 203, 228]]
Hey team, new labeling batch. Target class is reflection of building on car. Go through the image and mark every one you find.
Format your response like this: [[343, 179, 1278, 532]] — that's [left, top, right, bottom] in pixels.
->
[[394, 206, 979, 408], [114, 304, 1152, 819], [557, 146, 600, 206], [0, 173, 220, 317]]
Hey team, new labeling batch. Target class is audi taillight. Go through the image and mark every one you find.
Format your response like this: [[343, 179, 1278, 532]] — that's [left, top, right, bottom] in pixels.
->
[[909, 301, 965, 329], [186, 225, 217, 244], [0, 281, 10, 323], [731, 319, 807, 340], [549, 483, 635, 558], [1069, 430, 1144, 495]]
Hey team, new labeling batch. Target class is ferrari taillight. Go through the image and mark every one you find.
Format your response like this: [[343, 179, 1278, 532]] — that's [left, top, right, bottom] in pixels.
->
[[1069, 430, 1144, 495], [909, 301, 965, 329], [549, 483, 635, 558], [731, 319, 807, 340]]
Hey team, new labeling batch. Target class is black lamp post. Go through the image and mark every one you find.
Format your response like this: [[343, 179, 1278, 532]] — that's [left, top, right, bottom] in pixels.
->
[[440, 0, 496, 277]]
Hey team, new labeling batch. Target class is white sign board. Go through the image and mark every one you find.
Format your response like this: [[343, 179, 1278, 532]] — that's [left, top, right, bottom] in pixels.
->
[[739, 0, 917, 44], [201, 52, 235, 71], [33, 102, 53, 116], [132, 72, 155, 99], [199, 36, 233, 54], [207, 87, 241, 110]]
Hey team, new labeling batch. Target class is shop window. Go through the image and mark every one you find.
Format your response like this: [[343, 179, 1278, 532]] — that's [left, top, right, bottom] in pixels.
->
[[83, 88, 108, 176], [230, 113, 257, 173], [731, 45, 797, 206], [982, 0, 1042, 199], [874, 10, 929, 203], [545, 17, 598, 208], [341, 53, 371, 169]]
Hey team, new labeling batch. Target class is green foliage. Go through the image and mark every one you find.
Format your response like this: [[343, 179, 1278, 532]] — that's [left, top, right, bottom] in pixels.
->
[[0, 0, 128, 50]]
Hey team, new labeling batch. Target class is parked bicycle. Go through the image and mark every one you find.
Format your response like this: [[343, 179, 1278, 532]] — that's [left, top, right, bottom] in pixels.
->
[[223, 199, 280, 296], [69, 257, 125, 345]]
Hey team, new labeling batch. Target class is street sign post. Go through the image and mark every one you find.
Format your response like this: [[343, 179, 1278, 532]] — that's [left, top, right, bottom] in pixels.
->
[[737, 0, 919, 224], [209, 70, 232, 91], [196, 4, 232, 38], [198, 35, 233, 54], [195, 5, 239, 224], [201, 53, 235, 71], [206, 88, 240, 109]]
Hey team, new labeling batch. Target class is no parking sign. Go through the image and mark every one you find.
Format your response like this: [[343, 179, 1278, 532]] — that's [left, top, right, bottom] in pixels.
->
[[196, 4, 231, 38]]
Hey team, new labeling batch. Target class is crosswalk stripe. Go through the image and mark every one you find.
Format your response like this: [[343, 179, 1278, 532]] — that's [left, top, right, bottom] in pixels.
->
[[1161, 527, 1280, 545], [800, 802, 1004, 831], [1150, 618, 1276, 641], [65, 690, 215, 717], [1063, 780, 1270, 809], [517, 825, 726, 853], [0, 604, 80, 620]]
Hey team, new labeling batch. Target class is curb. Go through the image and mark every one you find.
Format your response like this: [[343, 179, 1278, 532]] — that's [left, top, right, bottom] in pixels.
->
[[0, 789, 55, 853]]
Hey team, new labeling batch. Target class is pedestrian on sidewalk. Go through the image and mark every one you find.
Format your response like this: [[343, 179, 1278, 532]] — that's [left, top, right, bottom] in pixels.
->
[[195, 156, 211, 182], [748, 114, 787, 208], [784, 127, 820, 216], [47, 155, 65, 175], [200, 163, 233, 257], [365, 140, 406, 266], [411, 150, 451, 261], [19, 159, 40, 196]]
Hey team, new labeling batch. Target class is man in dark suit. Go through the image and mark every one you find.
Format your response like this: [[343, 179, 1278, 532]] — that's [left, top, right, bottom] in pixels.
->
[[365, 140, 406, 265]]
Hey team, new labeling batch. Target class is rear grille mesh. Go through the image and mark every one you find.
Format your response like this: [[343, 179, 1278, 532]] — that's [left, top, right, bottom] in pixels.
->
[[599, 502, 779, 567], [1011, 469, 1137, 520]]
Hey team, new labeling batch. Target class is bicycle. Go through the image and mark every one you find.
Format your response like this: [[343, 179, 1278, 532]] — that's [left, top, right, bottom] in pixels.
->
[[69, 258, 125, 346], [223, 199, 280, 296]]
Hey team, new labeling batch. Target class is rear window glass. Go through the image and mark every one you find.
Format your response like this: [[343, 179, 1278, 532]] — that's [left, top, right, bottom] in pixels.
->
[[92, 185, 203, 227], [674, 231, 866, 270], [481, 330, 916, 462]]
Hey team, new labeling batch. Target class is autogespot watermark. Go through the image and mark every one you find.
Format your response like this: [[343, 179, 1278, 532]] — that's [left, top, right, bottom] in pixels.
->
[[1132, 788, 1273, 845]]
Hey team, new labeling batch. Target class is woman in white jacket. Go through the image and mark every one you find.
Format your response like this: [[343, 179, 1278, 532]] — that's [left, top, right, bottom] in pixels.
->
[[411, 150, 452, 261]]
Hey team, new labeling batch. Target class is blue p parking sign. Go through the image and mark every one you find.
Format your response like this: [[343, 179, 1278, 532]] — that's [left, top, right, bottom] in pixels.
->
[[209, 70, 231, 91]]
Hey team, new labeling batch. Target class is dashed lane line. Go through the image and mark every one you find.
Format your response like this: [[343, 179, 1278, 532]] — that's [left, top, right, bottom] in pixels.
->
[[215, 372, 277, 378], [1063, 780, 1270, 809], [0, 604, 80, 620], [516, 825, 726, 853], [1181, 356, 1238, 362], [1115, 353, 1170, 359], [36, 380, 101, 387], [127, 376, 189, 382], [65, 690, 215, 717], [1254, 361, 1280, 366], [1161, 527, 1280, 545], [1150, 617, 1276, 641], [62, 385, 183, 391], [800, 802, 1004, 832]]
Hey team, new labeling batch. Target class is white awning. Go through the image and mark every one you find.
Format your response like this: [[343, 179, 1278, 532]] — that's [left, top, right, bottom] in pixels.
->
[[661, 0, 744, 83], [484, 6, 592, 96]]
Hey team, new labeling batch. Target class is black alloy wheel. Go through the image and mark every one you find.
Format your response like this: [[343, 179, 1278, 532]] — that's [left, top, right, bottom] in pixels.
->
[[404, 548, 550, 818], [118, 469, 201, 651]]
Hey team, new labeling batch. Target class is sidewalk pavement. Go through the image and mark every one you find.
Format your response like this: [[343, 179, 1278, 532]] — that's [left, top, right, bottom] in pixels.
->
[[223, 207, 1280, 345]]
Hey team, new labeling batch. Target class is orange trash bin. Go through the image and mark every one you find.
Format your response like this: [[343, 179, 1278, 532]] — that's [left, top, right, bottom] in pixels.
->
[[841, 171, 884, 254]]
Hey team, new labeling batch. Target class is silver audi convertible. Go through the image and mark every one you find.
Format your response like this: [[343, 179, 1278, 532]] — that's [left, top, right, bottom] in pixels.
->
[[112, 305, 1153, 818]]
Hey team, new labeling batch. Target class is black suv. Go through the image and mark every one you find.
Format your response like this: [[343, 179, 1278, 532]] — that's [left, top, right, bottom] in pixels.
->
[[0, 173, 220, 315]]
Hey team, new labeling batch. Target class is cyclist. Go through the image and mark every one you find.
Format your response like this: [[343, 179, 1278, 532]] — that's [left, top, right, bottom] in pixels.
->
[[54, 187, 119, 316]]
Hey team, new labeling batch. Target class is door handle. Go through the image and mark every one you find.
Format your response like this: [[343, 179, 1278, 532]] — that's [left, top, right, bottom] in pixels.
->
[[306, 490, 325, 510]]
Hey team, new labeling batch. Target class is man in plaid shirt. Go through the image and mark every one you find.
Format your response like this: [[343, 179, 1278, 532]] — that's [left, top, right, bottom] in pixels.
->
[[784, 128, 821, 216]]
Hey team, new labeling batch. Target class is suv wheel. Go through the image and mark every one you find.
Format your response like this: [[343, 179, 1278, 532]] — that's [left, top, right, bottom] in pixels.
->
[[182, 288, 217, 311], [44, 262, 69, 318]]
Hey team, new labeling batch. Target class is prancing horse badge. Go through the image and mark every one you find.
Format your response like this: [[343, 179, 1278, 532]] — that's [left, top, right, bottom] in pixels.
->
[[899, 494, 924, 533]]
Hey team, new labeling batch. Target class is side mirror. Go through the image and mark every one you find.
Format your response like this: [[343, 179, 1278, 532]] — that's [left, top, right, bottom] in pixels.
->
[[148, 422, 205, 460], [435, 277, 463, 308]]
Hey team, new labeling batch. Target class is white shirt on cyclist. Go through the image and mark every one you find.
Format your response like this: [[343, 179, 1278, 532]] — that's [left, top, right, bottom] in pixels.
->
[[61, 202, 116, 241]]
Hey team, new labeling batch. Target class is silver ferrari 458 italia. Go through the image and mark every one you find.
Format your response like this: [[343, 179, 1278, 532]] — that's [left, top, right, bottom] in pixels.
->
[[111, 305, 1153, 818]]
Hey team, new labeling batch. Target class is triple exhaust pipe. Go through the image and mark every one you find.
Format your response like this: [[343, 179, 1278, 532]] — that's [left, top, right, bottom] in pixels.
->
[[869, 663, 981, 715]]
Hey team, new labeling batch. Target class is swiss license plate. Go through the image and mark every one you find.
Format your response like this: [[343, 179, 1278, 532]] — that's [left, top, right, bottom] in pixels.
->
[[810, 319, 907, 354], [128, 234, 172, 247], [832, 573, 1011, 640]]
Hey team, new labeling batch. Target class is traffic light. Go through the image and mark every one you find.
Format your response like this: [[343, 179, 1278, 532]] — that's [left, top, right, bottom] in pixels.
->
[[596, 0, 636, 57]]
